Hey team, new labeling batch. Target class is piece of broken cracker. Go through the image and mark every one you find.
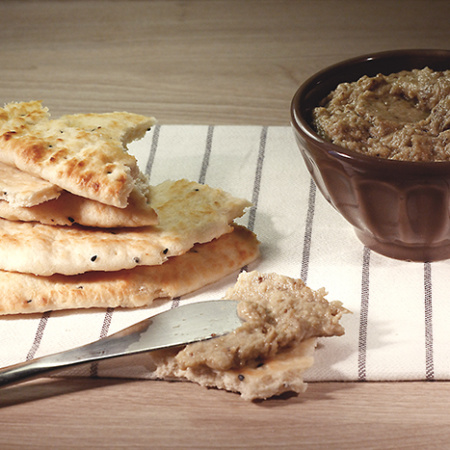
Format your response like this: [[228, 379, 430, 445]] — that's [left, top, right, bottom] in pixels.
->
[[0, 172, 158, 227], [0, 179, 251, 275], [149, 271, 348, 400], [0, 162, 62, 207], [0, 101, 155, 207]]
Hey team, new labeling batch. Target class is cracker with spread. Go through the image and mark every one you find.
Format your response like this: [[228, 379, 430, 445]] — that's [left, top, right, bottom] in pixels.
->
[[148, 271, 349, 400]]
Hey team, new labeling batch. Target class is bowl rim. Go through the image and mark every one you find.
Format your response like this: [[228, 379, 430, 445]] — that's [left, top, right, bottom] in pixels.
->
[[290, 48, 450, 170]]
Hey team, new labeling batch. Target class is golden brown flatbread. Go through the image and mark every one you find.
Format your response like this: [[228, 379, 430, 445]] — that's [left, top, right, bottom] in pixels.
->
[[0, 179, 250, 275], [0, 101, 155, 207], [0, 225, 259, 315], [0, 162, 62, 207], [0, 174, 158, 227]]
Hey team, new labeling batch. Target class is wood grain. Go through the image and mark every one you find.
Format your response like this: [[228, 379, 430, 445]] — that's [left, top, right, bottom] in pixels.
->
[[0, 0, 450, 448], [0, 0, 448, 124], [1, 378, 450, 449]]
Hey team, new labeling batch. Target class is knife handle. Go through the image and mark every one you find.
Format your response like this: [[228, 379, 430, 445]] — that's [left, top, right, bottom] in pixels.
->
[[0, 329, 138, 387], [0, 355, 62, 387]]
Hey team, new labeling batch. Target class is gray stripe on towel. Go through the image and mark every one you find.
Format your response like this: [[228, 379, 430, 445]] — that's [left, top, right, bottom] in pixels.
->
[[247, 126, 267, 232], [26, 311, 51, 361], [199, 125, 214, 185], [90, 307, 114, 377], [300, 179, 316, 283], [145, 124, 161, 181], [424, 262, 434, 381], [358, 246, 371, 381]]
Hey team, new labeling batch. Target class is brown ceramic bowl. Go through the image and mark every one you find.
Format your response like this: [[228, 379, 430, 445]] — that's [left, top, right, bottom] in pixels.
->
[[291, 49, 450, 262]]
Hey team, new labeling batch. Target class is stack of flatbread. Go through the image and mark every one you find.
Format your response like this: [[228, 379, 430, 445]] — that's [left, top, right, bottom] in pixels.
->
[[0, 101, 260, 314]]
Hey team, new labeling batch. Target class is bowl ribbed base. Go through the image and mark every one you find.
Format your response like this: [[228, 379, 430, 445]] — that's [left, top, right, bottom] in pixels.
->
[[354, 229, 450, 262]]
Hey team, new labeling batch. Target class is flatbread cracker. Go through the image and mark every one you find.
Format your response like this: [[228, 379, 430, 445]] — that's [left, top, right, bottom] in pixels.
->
[[152, 337, 317, 401], [0, 225, 259, 314], [148, 271, 348, 400], [0, 174, 158, 227], [0, 101, 155, 207], [0, 179, 251, 275], [0, 162, 62, 207]]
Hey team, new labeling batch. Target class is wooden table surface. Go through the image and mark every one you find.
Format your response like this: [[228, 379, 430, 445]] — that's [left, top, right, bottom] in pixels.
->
[[1, 1, 450, 448]]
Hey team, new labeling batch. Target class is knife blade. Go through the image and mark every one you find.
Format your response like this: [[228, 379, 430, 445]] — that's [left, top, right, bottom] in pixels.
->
[[0, 300, 241, 388]]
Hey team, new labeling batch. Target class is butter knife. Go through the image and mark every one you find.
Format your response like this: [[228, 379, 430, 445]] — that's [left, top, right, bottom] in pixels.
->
[[0, 300, 241, 388]]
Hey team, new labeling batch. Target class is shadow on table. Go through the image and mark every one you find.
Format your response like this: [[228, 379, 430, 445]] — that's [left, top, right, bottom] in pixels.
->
[[253, 381, 356, 408], [0, 376, 127, 408]]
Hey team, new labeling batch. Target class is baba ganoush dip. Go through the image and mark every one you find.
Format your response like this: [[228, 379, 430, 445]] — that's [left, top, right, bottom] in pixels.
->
[[313, 67, 450, 162]]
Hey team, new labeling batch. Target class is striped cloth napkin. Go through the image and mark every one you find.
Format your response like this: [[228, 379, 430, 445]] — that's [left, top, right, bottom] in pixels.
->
[[0, 125, 446, 382]]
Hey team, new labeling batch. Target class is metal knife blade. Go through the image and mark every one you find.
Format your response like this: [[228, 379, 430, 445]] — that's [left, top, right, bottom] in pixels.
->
[[0, 300, 241, 388]]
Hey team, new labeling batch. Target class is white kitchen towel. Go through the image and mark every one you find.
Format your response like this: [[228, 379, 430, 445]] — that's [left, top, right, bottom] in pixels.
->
[[1, 125, 448, 383]]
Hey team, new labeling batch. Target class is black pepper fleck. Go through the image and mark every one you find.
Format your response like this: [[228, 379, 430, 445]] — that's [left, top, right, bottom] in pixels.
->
[[91, 255, 98, 262], [134, 257, 140, 263], [68, 217, 75, 223], [163, 248, 169, 255], [26, 299, 32, 304], [238, 374, 245, 381]]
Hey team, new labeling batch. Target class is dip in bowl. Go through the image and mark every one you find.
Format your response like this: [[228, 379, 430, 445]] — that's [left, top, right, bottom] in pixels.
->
[[290, 49, 450, 262]]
